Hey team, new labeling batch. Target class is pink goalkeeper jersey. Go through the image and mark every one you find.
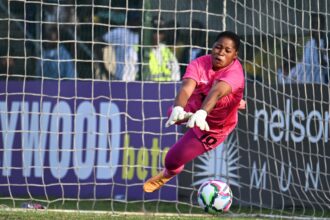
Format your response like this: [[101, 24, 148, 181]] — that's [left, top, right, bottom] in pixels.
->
[[183, 54, 245, 138]]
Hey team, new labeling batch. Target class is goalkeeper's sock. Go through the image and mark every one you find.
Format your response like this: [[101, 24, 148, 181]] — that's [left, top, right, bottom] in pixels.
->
[[143, 169, 174, 193]]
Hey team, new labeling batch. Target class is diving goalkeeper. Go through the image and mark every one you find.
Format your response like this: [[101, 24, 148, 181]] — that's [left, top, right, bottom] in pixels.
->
[[143, 31, 245, 193]]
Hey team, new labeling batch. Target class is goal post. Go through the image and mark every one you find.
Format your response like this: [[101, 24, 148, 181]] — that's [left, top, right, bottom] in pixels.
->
[[0, 0, 330, 218]]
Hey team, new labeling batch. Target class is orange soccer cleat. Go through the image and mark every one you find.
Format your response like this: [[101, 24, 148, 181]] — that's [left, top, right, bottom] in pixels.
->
[[143, 170, 173, 193]]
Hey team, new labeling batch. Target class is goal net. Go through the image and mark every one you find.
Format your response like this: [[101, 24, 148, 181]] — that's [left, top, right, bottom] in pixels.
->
[[0, 0, 329, 218]]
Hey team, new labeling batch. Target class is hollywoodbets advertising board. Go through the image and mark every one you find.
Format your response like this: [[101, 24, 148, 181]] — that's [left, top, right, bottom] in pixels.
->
[[0, 80, 329, 208]]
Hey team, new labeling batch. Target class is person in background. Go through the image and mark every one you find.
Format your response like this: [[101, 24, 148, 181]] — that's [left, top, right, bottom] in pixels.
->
[[277, 43, 297, 84], [144, 16, 180, 81], [164, 19, 185, 74], [243, 35, 274, 83], [102, 11, 140, 81], [0, 45, 17, 80], [180, 20, 208, 78], [292, 13, 328, 84], [143, 31, 245, 193], [36, 25, 76, 79], [93, 43, 117, 80]]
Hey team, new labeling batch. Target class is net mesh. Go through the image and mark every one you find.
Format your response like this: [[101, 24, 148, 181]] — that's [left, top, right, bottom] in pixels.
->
[[0, 0, 329, 218]]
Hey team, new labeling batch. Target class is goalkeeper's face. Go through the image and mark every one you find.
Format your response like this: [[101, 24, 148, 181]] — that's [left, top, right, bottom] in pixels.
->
[[211, 37, 238, 71]]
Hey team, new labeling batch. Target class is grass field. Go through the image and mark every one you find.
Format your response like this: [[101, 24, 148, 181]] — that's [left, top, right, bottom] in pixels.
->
[[0, 199, 274, 220], [1, 205, 329, 219], [0, 198, 329, 220], [0, 209, 273, 220]]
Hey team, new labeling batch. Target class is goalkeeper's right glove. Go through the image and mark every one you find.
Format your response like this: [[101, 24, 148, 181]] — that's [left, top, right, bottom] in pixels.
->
[[165, 106, 192, 127]]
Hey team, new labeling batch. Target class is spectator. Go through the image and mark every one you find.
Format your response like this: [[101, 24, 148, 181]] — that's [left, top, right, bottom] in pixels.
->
[[36, 25, 76, 79], [277, 43, 297, 84], [0, 43, 28, 81], [292, 13, 328, 84], [243, 34, 276, 83], [43, 0, 79, 51], [143, 16, 180, 81], [164, 19, 185, 71], [93, 43, 117, 80], [102, 11, 140, 81], [43, 0, 79, 40], [0, 45, 16, 80], [180, 20, 208, 77]]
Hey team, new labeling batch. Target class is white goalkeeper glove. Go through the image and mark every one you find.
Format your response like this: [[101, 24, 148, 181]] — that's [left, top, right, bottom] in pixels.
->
[[186, 109, 210, 131], [165, 106, 193, 127]]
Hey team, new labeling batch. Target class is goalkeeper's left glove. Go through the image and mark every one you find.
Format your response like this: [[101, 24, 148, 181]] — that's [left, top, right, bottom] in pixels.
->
[[186, 109, 210, 131]]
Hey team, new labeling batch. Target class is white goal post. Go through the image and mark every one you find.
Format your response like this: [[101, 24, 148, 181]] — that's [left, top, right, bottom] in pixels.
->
[[0, 0, 329, 219]]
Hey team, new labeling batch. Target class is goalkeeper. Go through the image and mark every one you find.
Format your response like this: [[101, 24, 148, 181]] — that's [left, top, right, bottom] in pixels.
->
[[143, 31, 245, 193]]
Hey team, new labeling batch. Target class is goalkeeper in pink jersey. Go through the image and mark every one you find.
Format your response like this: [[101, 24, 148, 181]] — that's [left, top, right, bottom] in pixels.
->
[[143, 31, 245, 193]]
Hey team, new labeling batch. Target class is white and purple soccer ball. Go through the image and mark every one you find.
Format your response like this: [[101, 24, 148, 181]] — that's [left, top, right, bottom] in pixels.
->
[[197, 180, 233, 213]]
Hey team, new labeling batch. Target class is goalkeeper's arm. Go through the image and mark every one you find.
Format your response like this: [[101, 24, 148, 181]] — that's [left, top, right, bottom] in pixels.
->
[[165, 78, 196, 127], [187, 80, 232, 131]]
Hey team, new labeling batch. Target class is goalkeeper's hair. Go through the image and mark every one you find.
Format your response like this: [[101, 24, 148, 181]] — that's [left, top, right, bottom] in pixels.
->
[[214, 31, 240, 51]]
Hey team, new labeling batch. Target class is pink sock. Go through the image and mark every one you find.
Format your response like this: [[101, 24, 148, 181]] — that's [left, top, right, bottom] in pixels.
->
[[163, 166, 184, 178]]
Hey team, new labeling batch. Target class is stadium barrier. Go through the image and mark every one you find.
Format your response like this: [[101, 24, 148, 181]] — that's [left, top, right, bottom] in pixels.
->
[[0, 80, 329, 211]]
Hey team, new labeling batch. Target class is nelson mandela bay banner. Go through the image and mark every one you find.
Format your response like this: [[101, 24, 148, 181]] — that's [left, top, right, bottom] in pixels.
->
[[0, 80, 329, 207]]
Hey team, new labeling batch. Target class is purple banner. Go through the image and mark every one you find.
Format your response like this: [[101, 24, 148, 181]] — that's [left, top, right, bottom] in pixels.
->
[[1, 80, 329, 209], [0, 80, 181, 200]]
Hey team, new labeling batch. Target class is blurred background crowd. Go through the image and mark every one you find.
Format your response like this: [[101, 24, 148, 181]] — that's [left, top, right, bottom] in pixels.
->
[[0, 0, 329, 84], [0, 0, 209, 82]]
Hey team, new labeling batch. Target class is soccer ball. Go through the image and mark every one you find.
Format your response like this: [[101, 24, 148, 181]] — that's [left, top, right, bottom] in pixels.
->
[[197, 180, 233, 213]]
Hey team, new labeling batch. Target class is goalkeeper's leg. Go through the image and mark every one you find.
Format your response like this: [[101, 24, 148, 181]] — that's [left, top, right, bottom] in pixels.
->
[[143, 129, 207, 193], [143, 167, 182, 193]]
